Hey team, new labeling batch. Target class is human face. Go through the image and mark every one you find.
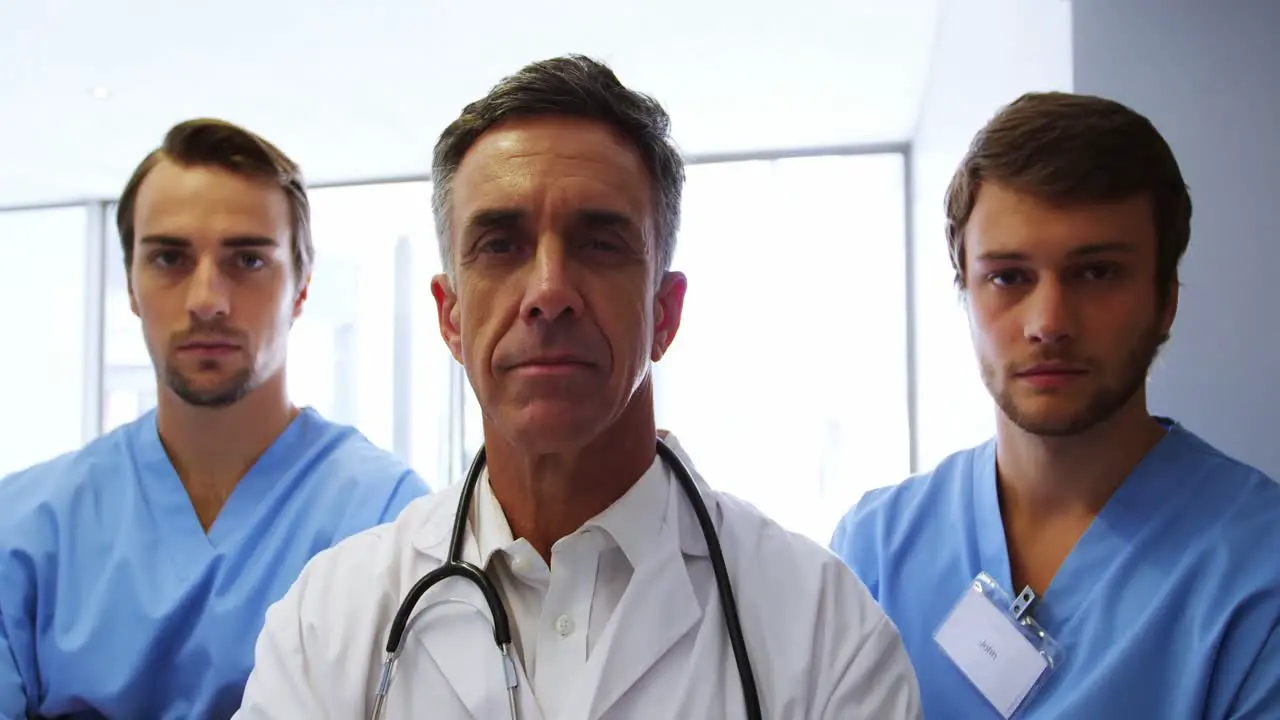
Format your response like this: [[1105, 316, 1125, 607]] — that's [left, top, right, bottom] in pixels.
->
[[129, 160, 306, 408], [963, 182, 1176, 436], [431, 116, 686, 453]]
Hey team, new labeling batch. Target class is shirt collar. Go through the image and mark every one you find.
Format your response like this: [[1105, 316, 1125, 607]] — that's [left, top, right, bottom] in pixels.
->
[[472, 469, 521, 569], [413, 432, 715, 562], [581, 451, 670, 570], [469, 448, 673, 572]]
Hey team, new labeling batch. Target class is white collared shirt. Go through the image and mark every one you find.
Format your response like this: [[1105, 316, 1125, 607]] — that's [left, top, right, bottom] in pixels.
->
[[471, 456, 670, 719]]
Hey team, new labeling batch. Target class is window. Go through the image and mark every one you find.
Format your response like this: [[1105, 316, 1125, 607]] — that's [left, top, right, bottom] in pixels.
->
[[298, 182, 455, 483], [0, 206, 91, 477], [102, 205, 156, 434], [653, 154, 911, 544], [100, 182, 457, 485]]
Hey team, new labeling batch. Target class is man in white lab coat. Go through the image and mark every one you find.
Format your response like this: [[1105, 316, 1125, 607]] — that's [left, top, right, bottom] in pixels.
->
[[234, 54, 922, 719]]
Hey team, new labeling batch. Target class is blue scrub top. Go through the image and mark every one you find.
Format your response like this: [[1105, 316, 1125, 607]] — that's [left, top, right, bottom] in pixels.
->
[[0, 408, 430, 720], [831, 419, 1280, 718]]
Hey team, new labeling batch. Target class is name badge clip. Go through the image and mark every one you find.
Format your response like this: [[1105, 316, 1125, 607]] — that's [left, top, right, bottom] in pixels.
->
[[934, 572, 1063, 719]]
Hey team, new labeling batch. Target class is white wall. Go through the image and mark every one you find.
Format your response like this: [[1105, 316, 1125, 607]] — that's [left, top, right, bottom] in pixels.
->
[[1073, 0, 1280, 478], [909, 0, 1074, 470]]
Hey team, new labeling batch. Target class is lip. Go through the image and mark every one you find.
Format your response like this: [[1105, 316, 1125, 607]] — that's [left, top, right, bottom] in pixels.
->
[[507, 359, 595, 376], [1017, 363, 1087, 376], [1015, 364, 1088, 388], [177, 342, 241, 356]]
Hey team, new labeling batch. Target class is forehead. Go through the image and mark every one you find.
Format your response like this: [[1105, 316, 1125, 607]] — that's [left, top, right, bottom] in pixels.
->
[[133, 160, 291, 240], [966, 182, 1156, 260], [451, 116, 653, 227]]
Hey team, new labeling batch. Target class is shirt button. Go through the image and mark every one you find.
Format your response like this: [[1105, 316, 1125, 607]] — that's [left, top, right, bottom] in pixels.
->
[[554, 615, 575, 637], [510, 553, 528, 573]]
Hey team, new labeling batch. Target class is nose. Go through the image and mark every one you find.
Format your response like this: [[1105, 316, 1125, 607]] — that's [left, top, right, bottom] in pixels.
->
[[519, 239, 584, 323], [1023, 278, 1074, 344], [186, 257, 231, 321]]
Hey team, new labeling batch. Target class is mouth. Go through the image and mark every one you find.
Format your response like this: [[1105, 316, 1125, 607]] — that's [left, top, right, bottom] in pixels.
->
[[1014, 364, 1088, 387], [177, 341, 241, 356], [508, 357, 596, 376]]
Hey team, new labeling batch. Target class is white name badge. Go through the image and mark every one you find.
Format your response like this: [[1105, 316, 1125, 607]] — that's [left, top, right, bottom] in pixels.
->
[[934, 573, 1061, 719]]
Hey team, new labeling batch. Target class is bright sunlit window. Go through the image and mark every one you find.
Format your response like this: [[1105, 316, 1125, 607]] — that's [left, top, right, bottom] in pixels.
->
[[654, 154, 912, 544], [299, 181, 453, 479], [0, 207, 90, 477], [101, 207, 155, 435]]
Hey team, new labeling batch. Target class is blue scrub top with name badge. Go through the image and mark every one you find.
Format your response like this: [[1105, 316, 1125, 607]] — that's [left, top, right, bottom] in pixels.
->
[[830, 419, 1280, 718]]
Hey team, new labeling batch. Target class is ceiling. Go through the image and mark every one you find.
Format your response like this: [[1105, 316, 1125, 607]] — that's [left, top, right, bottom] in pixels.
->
[[0, 0, 942, 208]]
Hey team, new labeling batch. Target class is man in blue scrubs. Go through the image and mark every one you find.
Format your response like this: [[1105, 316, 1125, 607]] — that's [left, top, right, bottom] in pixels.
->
[[831, 92, 1280, 718], [0, 119, 430, 719]]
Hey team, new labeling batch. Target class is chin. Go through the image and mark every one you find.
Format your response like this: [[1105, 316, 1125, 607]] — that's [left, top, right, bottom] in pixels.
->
[[1004, 404, 1102, 437], [498, 406, 612, 454]]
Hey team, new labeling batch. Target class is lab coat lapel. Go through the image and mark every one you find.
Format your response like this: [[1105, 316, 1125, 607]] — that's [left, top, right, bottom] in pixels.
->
[[413, 582, 534, 720], [572, 488, 701, 719], [411, 493, 539, 720]]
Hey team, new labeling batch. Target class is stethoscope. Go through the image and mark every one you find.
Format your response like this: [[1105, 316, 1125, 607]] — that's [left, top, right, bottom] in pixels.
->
[[371, 438, 763, 720]]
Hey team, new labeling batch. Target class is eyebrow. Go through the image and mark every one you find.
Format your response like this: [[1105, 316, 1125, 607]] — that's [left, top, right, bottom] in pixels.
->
[[138, 235, 279, 248], [575, 209, 638, 234], [462, 208, 639, 234], [464, 209, 524, 234], [976, 241, 1136, 262]]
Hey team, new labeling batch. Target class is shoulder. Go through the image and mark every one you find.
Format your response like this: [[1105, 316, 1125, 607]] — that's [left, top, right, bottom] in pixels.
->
[[285, 487, 457, 612], [1166, 422, 1278, 497], [829, 441, 989, 565], [1138, 423, 1280, 712], [1162, 423, 1280, 575], [1159, 423, 1280, 551], [296, 408, 419, 485], [0, 419, 137, 542], [291, 409, 431, 527], [0, 420, 140, 627]]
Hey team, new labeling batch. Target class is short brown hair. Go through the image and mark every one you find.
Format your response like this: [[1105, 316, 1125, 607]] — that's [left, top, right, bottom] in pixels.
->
[[431, 55, 684, 280], [944, 91, 1192, 301], [116, 118, 313, 284]]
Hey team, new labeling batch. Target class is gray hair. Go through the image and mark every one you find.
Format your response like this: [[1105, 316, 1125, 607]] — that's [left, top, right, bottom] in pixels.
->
[[430, 55, 684, 282]]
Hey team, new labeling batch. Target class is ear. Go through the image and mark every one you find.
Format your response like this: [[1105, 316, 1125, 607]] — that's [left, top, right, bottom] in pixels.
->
[[431, 273, 464, 364], [292, 273, 311, 323], [1159, 276, 1179, 337], [127, 271, 140, 318], [650, 271, 688, 363]]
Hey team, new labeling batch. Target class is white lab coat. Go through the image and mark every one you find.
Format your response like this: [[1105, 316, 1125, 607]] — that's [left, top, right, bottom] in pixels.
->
[[234, 435, 922, 719]]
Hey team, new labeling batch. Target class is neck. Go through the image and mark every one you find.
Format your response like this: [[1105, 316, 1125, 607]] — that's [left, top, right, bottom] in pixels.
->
[[486, 380, 659, 561], [994, 394, 1167, 522], [155, 373, 297, 528]]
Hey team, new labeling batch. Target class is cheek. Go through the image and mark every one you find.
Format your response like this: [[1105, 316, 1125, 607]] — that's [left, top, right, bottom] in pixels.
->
[[966, 302, 999, 343], [133, 290, 170, 330], [599, 287, 653, 363], [969, 305, 1022, 362], [456, 287, 505, 368]]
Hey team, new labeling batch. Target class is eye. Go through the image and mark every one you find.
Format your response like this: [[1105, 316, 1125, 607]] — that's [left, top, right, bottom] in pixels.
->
[[149, 250, 184, 269], [1079, 263, 1117, 281], [988, 269, 1029, 287], [235, 252, 266, 270], [478, 237, 516, 254], [585, 237, 623, 253]]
